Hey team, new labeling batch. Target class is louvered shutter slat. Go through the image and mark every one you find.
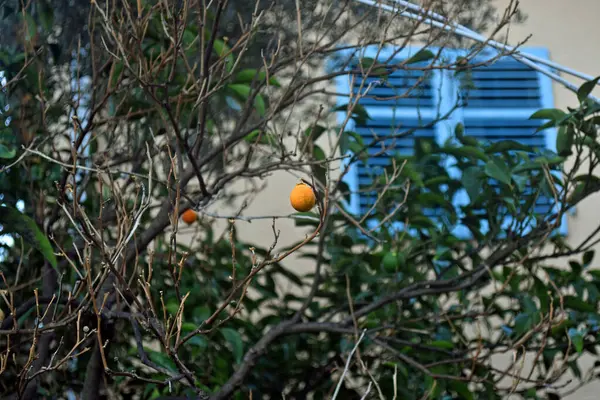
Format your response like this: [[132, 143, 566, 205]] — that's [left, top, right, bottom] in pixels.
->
[[462, 57, 555, 222]]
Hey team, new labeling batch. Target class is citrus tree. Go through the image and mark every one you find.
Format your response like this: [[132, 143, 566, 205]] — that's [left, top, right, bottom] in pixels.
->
[[2, 0, 600, 399]]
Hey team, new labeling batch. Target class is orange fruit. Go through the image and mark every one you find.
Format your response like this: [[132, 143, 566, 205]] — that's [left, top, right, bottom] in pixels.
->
[[181, 209, 197, 224], [290, 183, 316, 212]]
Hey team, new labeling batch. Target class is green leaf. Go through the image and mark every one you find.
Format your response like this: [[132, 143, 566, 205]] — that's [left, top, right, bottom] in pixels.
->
[[181, 322, 197, 332], [348, 142, 367, 163], [0, 143, 16, 159], [569, 360, 582, 379], [22, 14, 37, 43], [417, 192, 454, 212], [408, 215, 437, 230], [143, 384, 157, 398], [234, 69, 281, 87], [146, 349, 177, 372], [193, 306, 212, 324], [227, 84, 266, 115], [313, 145, 326, 161], [182, 28, 196, 49], [568, 328, 584, 354], [454, 122, 464, 138], [529, 108, 567, 122], [334, 103, 370, 125], [581, 119, 598, 137], [575, 135, 600, 159], [521, 295, 538, 315], [577, 76, 600, 103], [405, 49, 435, 64], [338, 181, 352, 204], [0, 206, 58, 270], [455, 122, 479, 145], [304, 125, 327, 143], [533, 276, 550, 312], [213, 39, 233, 71], [312, 145, 327, 184], [227, 83, 250, 98], [339, 130, 351, 154], [444, 145, 489, 161], [568, 175, 600, 204], [292, 212, 320, 228], [535, 119, 560, 133], [512, 174, 528, 192], [484, 159, 512, 186], [424, 176, 453, 187], [346, 131, 365, 147], [370, 67, 390, 77], [166, 301, 179, 316], [357, 57, 376, 69], [513, 313, 533, 336], [533, 154, 565, 166], [485, 140, 533, 154], [254, 94, 266, 116], [221, 328, 244, 363], [395, 161, 423, 187], [429, 340, 454, 350], [424, 375, 441, 398], [462, 166, 482, 201], [110, 61, 124, 88], [569, 261, 582, 275], [563, 295, 596, 312], [450, 381, 474, 400], [244, 130, 278, 147], [39, 2, 55, 32], [583, 250, 595, 266], [556, 125, 574, 156]]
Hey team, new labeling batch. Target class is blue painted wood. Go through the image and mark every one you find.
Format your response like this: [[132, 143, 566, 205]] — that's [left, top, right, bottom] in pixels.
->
[[461, 47, 566, 235], [353, 117, 437, 216], [466, 70, 539, 79], [462, 89, 541, 97], [465, 80, 541, 89], [355, 97, 436, 107], [464, 99, 543, 108], [332, 45, 567, 237]]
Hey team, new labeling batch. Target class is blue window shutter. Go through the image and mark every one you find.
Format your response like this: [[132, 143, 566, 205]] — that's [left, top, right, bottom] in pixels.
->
[[353, 118, 437, 217], [334, 46, 566, 237], [458, 48, 567, 237], [334, 46, 448, 219]]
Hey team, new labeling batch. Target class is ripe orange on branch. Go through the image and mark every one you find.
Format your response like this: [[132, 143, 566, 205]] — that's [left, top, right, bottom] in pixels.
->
[[289, 182, 316, 212], [182, 209, 197, 224]]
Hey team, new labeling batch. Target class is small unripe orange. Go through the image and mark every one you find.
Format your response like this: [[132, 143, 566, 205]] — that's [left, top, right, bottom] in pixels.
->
[[289, 183, 316, 212], [182, 209, 197, 224]]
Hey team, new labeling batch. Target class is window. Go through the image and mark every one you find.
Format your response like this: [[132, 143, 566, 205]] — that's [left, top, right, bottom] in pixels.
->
[[333, 46, 567, 238]]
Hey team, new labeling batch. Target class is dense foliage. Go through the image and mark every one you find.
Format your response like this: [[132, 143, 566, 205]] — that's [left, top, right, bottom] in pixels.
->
[[1, 0, 600, 399]]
